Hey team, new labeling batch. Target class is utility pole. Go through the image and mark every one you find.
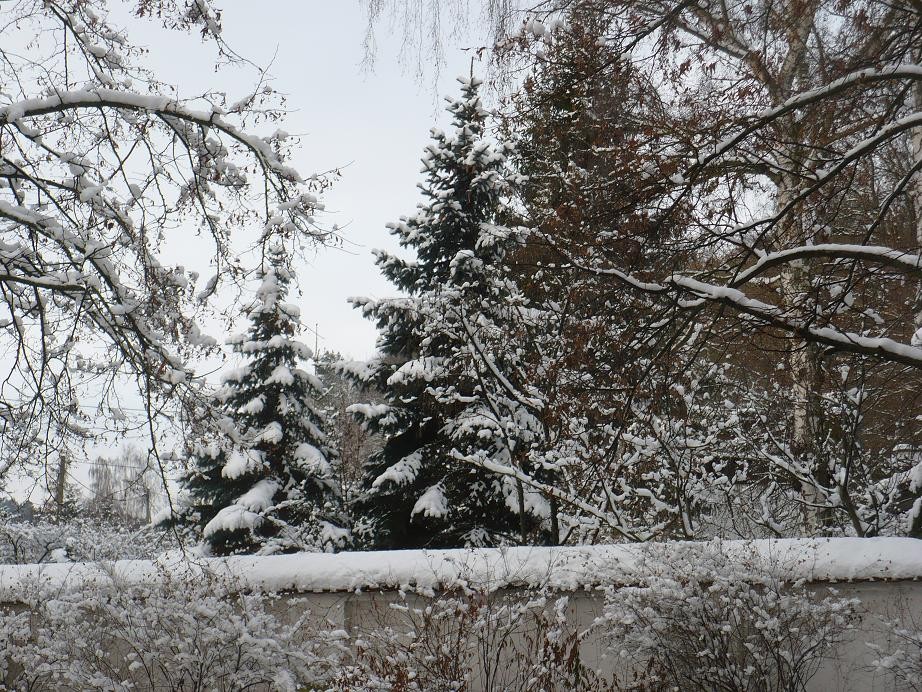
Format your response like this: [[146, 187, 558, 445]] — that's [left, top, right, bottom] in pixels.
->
[[53, 452, 69, 516], [143, 487, 152, 524]]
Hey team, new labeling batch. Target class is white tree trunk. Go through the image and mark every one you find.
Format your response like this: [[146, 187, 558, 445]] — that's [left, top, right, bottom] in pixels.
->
[[912, 68, 922, 327], [775, 5, 829, 535], [777, 171, 825, 535]]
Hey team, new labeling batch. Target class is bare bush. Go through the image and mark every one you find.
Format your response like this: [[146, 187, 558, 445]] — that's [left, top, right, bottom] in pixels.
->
[[0, 569, 347, 690], [870, 617, 922, 690], [335, 586, 612, 692], [596, 544, 861, 691]]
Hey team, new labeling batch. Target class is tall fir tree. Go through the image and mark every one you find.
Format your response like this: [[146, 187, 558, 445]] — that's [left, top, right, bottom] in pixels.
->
[[180, 248, 349, 555], [347, 77, 551, 549]]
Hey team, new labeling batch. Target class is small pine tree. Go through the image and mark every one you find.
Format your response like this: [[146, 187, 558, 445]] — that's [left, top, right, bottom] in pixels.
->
[[181, 248, 349, 555], [348, 77, 550, 549]]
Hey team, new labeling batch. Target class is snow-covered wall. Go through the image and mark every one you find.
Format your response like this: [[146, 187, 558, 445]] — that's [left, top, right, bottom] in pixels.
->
[[1, 537, 920, 601]]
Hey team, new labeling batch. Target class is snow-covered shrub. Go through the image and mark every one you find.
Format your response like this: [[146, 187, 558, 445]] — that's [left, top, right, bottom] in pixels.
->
[[0, 516, 179, 564], [0, 569, 347, 691], [336, 586, 613, 691], [596, 543, 860, 691], [869, 620, 922, 690]]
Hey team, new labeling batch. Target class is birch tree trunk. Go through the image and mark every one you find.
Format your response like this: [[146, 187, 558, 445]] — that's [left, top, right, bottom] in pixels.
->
[[774, 2, 831, 534], [912, 55, 922, 328], [910, 58, 922, 537]]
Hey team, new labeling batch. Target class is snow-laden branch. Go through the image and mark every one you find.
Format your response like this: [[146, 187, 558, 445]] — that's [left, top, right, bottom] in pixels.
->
[[549, 231, 922, 369], [694, 63, 922, 170], [456, 451, 651, 542], [0, 88, 302, 184], [731, 244, 922, 287], [459, 313, 544, 411], [0, 0, 337, 489], [673, 276, 922, 368]]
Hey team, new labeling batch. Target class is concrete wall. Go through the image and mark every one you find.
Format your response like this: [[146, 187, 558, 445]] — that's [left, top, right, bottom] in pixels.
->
[[810, 581, 922, 691], [260, 579, 920, 691]]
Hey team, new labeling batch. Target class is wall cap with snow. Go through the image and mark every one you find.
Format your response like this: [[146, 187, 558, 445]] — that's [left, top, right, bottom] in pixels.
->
[[0, 537, 920, 602]]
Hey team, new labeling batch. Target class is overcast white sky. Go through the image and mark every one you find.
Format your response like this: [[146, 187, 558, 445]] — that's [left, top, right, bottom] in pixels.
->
[[142, 2, 481, 361]]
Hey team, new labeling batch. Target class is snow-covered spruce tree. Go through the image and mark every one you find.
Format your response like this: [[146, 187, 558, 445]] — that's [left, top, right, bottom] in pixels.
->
[[182, 249, 348, 555], [348, 77, 551, 549]]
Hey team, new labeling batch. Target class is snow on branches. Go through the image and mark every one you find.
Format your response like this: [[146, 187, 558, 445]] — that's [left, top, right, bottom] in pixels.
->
[[493, 0, 922, 539], [0, 0, 335, 481]]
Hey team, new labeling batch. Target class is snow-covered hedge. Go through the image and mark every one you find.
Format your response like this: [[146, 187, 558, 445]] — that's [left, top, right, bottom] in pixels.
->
[[0, 517, 177, 566]]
